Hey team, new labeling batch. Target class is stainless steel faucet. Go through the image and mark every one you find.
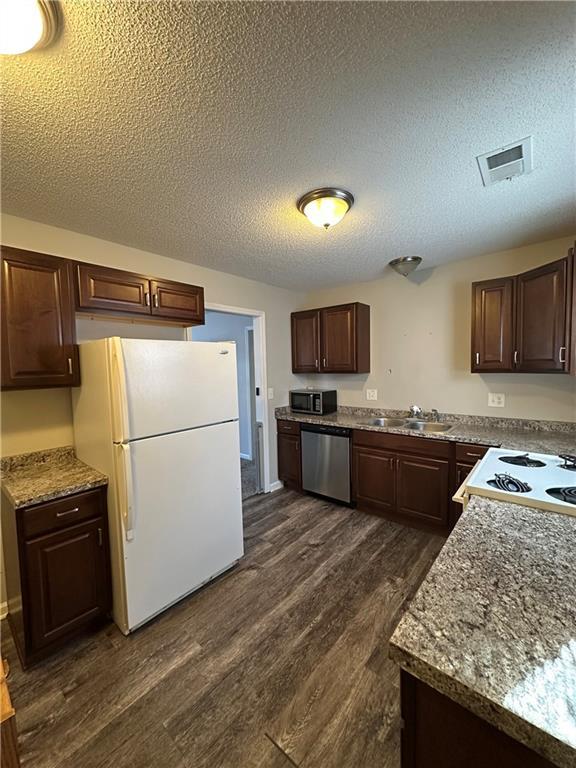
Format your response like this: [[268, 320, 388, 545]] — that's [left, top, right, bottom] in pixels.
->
[[408, 405, 423, 419]]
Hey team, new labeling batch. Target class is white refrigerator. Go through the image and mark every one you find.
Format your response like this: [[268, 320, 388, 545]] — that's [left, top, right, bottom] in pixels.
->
[[72, 337, 244, 635]]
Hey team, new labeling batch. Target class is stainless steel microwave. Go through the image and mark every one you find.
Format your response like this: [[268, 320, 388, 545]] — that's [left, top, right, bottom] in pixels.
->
[[289, 389, 337, 415]]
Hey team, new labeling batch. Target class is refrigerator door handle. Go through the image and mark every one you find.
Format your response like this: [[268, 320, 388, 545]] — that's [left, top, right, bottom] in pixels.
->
[[110, 338, 130, 443], [120, 443, 135, 541]]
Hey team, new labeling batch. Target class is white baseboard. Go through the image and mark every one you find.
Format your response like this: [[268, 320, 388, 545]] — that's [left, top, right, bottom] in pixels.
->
[[0, 602, 7, 620], [268, 480, 283, 493]]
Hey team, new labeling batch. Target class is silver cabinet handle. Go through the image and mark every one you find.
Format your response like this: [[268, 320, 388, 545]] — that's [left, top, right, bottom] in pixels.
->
[[145, 292, 150, 306], [322, 357, 326, 368], [67, 357, 73, 375], [315, 359, 318, 369], [153, 294, 159, 308], [559, 346, 567, 363], [513, 350, 519, 365], [56, 507, 79, 518], [466, 452, 482, 458], [98, 527, 103, 546], [475, 352, 480, 365]]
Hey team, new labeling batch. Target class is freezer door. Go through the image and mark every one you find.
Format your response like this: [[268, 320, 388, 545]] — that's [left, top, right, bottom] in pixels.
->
[[121, 420, 244, 632], [113, 338, 239, 441]]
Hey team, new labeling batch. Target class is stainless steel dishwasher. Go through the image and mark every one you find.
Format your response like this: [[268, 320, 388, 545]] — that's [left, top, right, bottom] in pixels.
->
[[301, 423, 351, 503]]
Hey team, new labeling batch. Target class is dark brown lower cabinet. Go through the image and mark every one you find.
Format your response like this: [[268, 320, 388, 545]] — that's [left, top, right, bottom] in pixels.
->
[[1, 487, 111, 668], [401, 671, 554, 767], [396, 455, 449, 528], [352, 431, 451, 533], [277, 420, 302, 490], [353, 446, 396, 515]]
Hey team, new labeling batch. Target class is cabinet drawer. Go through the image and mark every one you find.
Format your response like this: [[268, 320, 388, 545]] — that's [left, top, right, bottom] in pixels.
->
[[455, 443, 490, 463], [277, 419, 301, 435], [21, 489, 106, 540], [352, 430, 451, 459]]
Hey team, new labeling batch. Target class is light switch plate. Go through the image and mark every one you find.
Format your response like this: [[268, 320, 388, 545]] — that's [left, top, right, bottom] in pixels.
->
[[488, 392, 505, 408], [366, 389, 378, 401], [268, 388, 274, 400]]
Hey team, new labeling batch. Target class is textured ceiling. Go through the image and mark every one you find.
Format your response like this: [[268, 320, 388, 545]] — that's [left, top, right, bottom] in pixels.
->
[[1, 1, 575, 289]]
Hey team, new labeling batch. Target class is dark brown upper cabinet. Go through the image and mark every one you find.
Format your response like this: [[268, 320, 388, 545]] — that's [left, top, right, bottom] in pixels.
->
[[291, 310, 321, 373], [471, 277, 513, 372], [76, 263, 151, 315], [76, 263, 205, 325], [515, 258, 569, 372], [292, 302, 370, 374], [1, 246, 79, 390], [471, 246, 574, 374], [150, 279, 205, 323]]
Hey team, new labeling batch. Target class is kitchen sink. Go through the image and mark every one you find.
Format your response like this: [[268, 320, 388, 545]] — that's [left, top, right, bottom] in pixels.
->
[[358, 417, 406, 427], [405, 420, 453, 433]]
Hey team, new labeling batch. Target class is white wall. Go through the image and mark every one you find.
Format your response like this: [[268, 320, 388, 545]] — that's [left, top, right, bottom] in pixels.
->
[[298, 236, 576, 422], [192, 311, 254, 458], [0, 214, 305, 484]]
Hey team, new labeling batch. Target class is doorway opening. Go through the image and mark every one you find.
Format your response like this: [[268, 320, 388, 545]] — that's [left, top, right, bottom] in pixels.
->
[[189, 305, 269, 500]]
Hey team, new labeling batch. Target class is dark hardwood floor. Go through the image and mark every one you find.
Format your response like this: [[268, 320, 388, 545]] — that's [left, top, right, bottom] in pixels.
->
[[1, 489, 444, 768]]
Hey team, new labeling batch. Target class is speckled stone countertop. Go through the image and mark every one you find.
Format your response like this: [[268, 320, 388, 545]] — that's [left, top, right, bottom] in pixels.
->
[[275, 406, 576, 455], [390, 496, 576, 768], [1, 447, 108, 509]]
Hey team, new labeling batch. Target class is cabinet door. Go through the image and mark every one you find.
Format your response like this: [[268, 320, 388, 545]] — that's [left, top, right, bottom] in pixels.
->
[[1, 247, 78, 389], [150, 279, 204, 324], [76, 263, 151, 315], [471, 278, 513, 372], [396, 455, 449, 528], [278, 433, 302, 489], [320, 304, 356, 372], [291, 310, 321, 373], [515, 259, 568, 372], [353, 446, 396, 515], [25, 519, 110, 650]]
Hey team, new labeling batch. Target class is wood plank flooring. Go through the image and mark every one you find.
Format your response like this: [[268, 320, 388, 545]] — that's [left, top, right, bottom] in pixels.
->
[[1, 489, 444, 768]]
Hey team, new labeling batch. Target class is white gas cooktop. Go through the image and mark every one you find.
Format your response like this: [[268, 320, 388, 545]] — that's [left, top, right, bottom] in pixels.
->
[[465, 447, 576, 517]]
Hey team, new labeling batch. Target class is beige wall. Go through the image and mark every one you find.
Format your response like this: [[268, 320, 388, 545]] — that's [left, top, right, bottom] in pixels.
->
[[1, 215, 575, 484], [299, 237, 576, 422], [0, 214, 305, 483]]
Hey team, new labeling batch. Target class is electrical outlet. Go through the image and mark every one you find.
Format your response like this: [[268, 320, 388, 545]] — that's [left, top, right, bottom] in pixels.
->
[[366, 389, 378, 401], [268, 388, 274, 400], [488, 393, 505, 408]]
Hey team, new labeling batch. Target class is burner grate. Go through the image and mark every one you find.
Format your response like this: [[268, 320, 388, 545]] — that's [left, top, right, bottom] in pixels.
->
[[487, 474, 532, 493], [546, 487, 576, 506], [498, 453, 546, 468], [559, 455, 576, 472]]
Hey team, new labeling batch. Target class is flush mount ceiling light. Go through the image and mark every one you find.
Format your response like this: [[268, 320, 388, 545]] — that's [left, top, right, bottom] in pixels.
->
[[389, 256, 422, 276], [297, 188, 354, 230], [0, 0, 59, 55]]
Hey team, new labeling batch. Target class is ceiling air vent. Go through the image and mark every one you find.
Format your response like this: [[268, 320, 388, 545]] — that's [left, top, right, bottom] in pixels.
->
[[476, 137, 533, 186]]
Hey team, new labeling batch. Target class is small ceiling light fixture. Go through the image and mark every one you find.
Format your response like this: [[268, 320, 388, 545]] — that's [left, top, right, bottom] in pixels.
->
[[297, 187, 354, 230], [0, 0, 59, 56], [389, 256, 422, 277]]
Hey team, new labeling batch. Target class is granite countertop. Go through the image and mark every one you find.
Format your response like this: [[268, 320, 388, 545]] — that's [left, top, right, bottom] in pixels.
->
[[275, 406, 576, 455], [1, 447, 108, 509], [390, 496, 576, 768]]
